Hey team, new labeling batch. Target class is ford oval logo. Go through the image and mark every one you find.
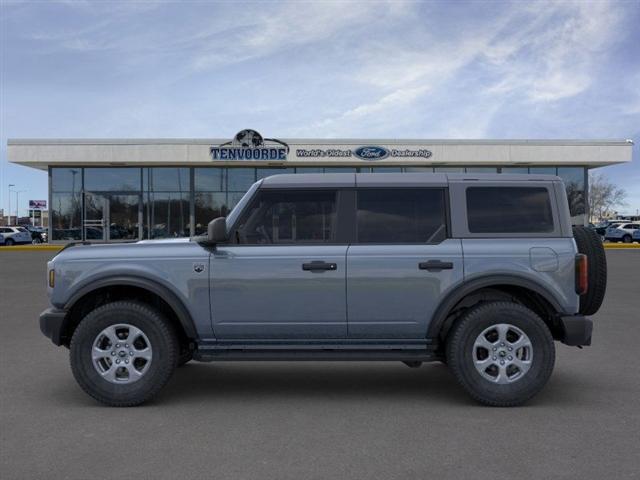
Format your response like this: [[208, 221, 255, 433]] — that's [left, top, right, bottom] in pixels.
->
[[354, 146, 389, 160]]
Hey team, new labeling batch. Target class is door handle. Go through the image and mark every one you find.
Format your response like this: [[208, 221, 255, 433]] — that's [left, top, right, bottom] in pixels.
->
[[302, 261, 337, 272], [419, 260, 454, 272]]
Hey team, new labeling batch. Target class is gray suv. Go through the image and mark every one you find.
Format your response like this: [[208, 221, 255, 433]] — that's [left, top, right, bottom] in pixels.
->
[[40, 173, 606, 407]]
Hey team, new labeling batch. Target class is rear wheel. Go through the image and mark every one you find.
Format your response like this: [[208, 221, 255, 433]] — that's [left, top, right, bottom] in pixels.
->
[[622, 235, 632, 243], [70, 301, 178, 407], [573, 226, 607, 315], [446, 302, 555, 407], [5, 238, 14, 246]]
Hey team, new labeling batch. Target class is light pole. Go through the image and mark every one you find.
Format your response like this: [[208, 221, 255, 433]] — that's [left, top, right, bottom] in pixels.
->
[[15, 190, 26, 225], [8, 184, 15, 225]]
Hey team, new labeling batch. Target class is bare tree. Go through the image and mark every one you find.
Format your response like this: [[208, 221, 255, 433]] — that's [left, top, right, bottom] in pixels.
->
[[588, 172, 627, 221]]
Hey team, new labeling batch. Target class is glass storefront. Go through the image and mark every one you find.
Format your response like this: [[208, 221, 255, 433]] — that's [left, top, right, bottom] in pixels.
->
[[49, 165, 589, 241]]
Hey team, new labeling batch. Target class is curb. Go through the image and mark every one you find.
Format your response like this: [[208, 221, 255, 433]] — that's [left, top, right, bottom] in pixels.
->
[[0, 245, 63, 251], [603, 243, 640, 249]]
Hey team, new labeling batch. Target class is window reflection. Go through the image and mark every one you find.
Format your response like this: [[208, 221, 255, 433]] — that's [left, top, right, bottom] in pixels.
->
[[465, 167, 498, 173], [557, 167, 586, 219], [227, 168, 256, 191], [194, 168, 225, 191], [194, 192, 227, 235], [51, 193, 81, 240], [256, 168, 295, 180], [144, 192, 189, 239], [528, 167, 557, 175], [145, 168, 189, 192], [85, 168, 141, 191], [51, 168, 82, 193]]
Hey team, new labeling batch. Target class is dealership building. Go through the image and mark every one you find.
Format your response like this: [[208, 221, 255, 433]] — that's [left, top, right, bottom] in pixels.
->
[[7, 131, 633, 243]]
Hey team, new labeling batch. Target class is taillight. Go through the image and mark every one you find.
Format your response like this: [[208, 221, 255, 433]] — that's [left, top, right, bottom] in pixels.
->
[[575, 254, 588, 295]]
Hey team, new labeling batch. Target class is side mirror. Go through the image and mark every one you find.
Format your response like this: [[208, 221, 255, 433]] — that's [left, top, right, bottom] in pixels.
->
[[207, 217, 228, 244]]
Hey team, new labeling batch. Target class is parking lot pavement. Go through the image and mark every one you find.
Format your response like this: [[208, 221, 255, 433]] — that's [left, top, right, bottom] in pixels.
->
[[1, 250, 639, 480]]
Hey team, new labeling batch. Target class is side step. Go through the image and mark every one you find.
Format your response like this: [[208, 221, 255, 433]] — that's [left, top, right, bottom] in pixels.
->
[[194, 340, 439, 362]]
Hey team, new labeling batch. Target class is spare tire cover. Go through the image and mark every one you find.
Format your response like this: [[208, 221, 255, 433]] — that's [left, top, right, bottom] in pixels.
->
[[573, 226, 607, 316]]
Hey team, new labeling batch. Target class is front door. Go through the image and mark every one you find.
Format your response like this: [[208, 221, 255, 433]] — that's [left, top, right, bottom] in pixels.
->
[[210, 189, 347, 339], [346, 188, 464, 338], [84, 193, 142, 242]]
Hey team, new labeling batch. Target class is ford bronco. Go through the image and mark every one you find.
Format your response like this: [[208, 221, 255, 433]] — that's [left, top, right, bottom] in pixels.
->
[[40, 173, 606, 406]]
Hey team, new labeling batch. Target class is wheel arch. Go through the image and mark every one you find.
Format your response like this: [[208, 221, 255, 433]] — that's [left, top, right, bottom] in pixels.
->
[[60, 276, 197, 347], [427, 274, 564, 344]]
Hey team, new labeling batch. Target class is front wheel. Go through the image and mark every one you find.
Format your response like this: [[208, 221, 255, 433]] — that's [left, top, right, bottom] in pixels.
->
[[70, 301, 178, 407], [446, 302, 555, 407]]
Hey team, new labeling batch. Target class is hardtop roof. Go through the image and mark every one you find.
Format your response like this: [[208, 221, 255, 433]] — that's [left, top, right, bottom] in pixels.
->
[[260, 172, 561, 188]]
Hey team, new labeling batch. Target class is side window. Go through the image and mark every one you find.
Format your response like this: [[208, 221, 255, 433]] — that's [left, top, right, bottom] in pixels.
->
[[356, 188, 447, 243], [235, 190, 337, 244], [466, 187, 554, 234]]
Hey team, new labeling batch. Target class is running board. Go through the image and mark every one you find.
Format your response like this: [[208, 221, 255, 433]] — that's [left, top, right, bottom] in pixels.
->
[[194, 340, 439, 362]]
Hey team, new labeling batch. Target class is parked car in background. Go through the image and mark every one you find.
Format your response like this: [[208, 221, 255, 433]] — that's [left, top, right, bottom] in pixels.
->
[[0, 226, 32, 246], [21, 225, 48, 244], [604, 223, 640, 243], [593, 220, 625, 239]]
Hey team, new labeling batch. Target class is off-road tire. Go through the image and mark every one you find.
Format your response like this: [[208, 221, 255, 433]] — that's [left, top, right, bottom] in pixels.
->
[[446, 302, 555, 407], [70, 301, 178, 407], [573, 226, 607, 315]]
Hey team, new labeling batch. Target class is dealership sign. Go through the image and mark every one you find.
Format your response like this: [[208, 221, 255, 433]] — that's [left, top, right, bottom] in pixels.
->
[[211, 130, 433, 162], [29, 200, 47, 209], [296, 146, 432, 160], [211, 129, 289, 160]]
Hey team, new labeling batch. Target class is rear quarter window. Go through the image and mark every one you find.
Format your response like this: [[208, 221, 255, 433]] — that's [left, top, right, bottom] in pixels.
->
[[466, 187, 554, 233]]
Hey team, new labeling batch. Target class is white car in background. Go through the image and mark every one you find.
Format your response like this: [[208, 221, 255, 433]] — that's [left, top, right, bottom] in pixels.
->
[[605, 222, 640, 243], [0, 226, 32, 246]]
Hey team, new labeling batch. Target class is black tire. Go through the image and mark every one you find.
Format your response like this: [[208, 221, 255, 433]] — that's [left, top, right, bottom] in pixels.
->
[[622, 235, 632, 244], [70, 301, 178, 407], [446, 302, 555, 407], [573, 226, 607, 315], [5, 238, 14, 246], [32, 238, 42, 244]]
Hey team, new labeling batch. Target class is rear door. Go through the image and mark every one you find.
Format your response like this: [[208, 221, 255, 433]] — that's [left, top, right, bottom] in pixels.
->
[[346, 187, 463, 339]]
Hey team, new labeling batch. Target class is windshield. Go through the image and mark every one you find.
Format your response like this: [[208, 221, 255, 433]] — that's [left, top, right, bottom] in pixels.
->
[[225, 180, 262, 229]]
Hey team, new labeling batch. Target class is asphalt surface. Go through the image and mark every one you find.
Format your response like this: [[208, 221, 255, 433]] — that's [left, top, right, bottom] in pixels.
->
[[1, 250, 639, 479]]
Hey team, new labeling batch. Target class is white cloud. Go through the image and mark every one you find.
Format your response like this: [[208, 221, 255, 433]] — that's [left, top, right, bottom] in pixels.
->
[[483, 1, 622, 102]]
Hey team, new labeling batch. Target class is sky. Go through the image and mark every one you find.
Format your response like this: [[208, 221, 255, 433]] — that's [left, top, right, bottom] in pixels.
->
[[1, 0, 639, 217]]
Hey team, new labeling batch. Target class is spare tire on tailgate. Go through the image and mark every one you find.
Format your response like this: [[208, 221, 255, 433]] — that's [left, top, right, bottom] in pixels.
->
[[572, 226, 607, 315]]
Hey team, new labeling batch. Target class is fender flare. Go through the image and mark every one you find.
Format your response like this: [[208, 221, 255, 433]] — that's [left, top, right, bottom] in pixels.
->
[[64, 275, 197, 339], [426, 274, 564, 340]]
